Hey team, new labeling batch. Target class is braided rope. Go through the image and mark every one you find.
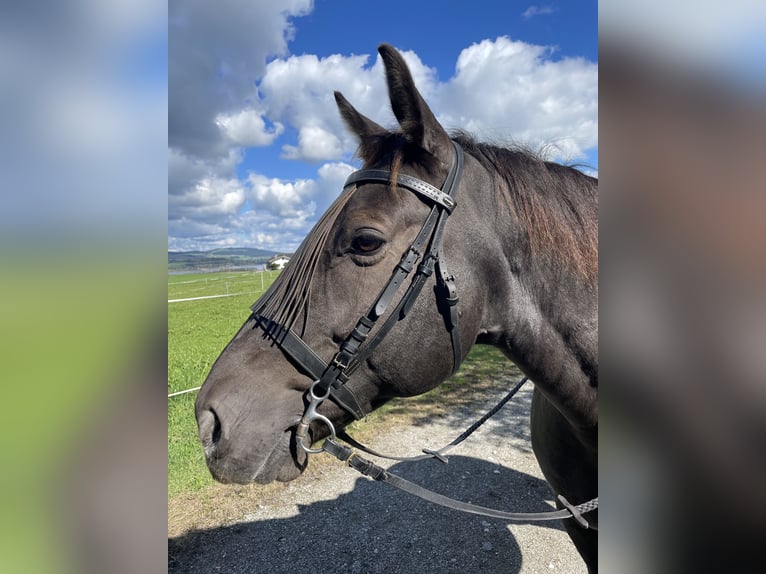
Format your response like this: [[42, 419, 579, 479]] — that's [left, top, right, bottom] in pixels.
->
[[576, 497, 599, 513]]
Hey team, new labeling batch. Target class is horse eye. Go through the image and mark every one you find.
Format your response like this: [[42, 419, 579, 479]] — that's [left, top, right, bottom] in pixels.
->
[[352, 235, 384, 254]]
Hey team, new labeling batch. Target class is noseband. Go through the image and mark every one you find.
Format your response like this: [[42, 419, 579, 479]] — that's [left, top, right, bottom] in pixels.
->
[[252, 141, 465, 436]]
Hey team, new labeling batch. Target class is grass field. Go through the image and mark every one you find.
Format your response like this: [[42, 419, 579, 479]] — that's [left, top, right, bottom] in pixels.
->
[[168, 269, 516, 499], [168, 269, 279, 497]]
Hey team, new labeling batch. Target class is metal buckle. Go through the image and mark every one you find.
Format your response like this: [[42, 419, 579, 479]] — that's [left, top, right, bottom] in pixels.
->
[[331, 354, 349, 370]]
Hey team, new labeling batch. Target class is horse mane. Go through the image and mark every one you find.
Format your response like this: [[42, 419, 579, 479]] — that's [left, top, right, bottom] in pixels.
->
[[452, 132, 598, 284], [360, 130, 598, 282]]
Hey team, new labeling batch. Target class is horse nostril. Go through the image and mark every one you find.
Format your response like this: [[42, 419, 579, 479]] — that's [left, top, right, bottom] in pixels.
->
[[198, 408, 222, 449], [211, 409, 222, 445]]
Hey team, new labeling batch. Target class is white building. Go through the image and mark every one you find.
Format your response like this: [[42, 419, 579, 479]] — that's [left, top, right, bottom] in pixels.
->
[[267, 254, 290, 270]]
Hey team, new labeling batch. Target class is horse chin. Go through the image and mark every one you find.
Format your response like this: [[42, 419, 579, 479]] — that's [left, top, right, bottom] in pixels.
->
[[205, 429, 308, 485], [250, 430, 308, 485], [253, 462, 304, 484]]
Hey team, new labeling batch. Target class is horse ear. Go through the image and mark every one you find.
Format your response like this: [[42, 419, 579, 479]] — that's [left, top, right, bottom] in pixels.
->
[[335, 91, 386, 140], [378, 43, 451, 156]]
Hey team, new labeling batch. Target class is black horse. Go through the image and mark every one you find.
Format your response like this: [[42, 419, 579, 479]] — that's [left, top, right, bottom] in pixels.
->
[[195, 44, 598, 571]]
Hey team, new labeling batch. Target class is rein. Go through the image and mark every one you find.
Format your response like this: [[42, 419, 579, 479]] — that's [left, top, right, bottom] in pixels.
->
[[251, 140, 597, 529], [308, 375, 598, 529]]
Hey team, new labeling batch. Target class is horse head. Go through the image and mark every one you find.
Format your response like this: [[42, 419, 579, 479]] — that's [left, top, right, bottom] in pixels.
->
[[194, 43, 598, 571], [195, 45, 494, 484]]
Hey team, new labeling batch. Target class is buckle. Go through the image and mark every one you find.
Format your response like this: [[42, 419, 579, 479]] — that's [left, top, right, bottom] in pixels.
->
[[331, 354, 350, 370]]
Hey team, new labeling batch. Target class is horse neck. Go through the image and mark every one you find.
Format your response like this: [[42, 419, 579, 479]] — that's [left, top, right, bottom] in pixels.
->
[[474, 164, 598, 430]]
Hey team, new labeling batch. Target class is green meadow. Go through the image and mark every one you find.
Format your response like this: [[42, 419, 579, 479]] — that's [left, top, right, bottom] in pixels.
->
[[168, 269, 278, 497], [168, 269, 517, 499]]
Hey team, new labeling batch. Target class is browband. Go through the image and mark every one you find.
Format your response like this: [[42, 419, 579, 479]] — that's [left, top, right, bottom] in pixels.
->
[[344, 170, 457, 212]]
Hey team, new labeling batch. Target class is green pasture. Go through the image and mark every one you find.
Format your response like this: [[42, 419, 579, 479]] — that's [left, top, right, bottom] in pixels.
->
[[168, 269, 516, 499], [168, 269, 278, 497]]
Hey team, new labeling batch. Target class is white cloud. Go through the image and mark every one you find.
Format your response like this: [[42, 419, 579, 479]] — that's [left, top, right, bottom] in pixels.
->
[[168, 0, 312, 158], [440, 37, 597, 160], [315, 161, 356, 209], [251, 38, 596, 162], [168, 160, 357, 253], [257, 50, 439, 161], [168, 4, 597, 254], [248, 174, 317, 218], [168, 147, 241, 200], [168, 218, 229, 241], [522, 5, 557, 20], [281, 125, 344, 162], [169, 176, 246, 221], [246, 160, 355, 219], [257, 52, 388, 159], [215, 109, 284, 147]]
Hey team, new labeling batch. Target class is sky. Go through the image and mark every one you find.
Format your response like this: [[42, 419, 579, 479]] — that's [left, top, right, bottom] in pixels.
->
[[168, 1, 598, 253]]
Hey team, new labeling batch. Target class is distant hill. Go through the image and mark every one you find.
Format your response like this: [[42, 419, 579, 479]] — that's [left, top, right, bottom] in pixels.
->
[[168, 247, 284, 271]]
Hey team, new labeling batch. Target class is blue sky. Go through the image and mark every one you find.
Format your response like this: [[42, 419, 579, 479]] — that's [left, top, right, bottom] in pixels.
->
[[169, 1, 598, 252]]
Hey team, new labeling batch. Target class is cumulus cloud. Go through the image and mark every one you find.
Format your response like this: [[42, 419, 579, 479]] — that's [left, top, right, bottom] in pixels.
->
[[315, 162, 356, 209], [169, 177, 246, 221], [245, 161, 355, 223], [256, 52, 382, 161], [168, 4, 596, 253], [168, 147, 241, 200], [168, 218, 230, 242], [169, 159, 357, 252], [248, 174, 317, 218], [168, 0, 312, 159], [215, 109, 284, 147], [282, 125, 344, 162], [257, 50, 439, 161], [440, 37, 597, 160], [253, 37, 596, 163]]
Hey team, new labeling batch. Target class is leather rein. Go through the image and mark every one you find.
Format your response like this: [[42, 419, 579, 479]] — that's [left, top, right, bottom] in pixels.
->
[[251, 141, 598, 529]]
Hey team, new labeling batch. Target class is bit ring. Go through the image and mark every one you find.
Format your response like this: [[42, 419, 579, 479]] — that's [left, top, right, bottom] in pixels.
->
[[296, 381, 336, 454]]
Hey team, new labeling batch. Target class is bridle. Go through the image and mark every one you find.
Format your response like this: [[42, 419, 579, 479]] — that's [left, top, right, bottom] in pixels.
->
[[253, 140, 465, 430], [250, 140, 598, 528]]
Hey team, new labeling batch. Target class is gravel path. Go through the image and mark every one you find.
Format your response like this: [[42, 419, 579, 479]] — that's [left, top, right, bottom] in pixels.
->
[[169, 378, 587, 573]]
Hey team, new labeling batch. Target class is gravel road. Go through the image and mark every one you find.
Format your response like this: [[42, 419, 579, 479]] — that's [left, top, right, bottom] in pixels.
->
[[169, 377, 588, 573]]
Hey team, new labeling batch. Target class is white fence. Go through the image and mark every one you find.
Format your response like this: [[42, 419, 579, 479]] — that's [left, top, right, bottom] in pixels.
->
[[168, 269, 277, 303]]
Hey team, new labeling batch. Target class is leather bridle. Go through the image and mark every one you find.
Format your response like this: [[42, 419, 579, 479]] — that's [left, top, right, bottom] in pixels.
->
[[248, 140, 599, 528], [252, 141, 465, 429]]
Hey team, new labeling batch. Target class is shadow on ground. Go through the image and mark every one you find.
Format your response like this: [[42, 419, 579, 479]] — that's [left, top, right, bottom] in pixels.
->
[[169, 455, 564, 574]]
